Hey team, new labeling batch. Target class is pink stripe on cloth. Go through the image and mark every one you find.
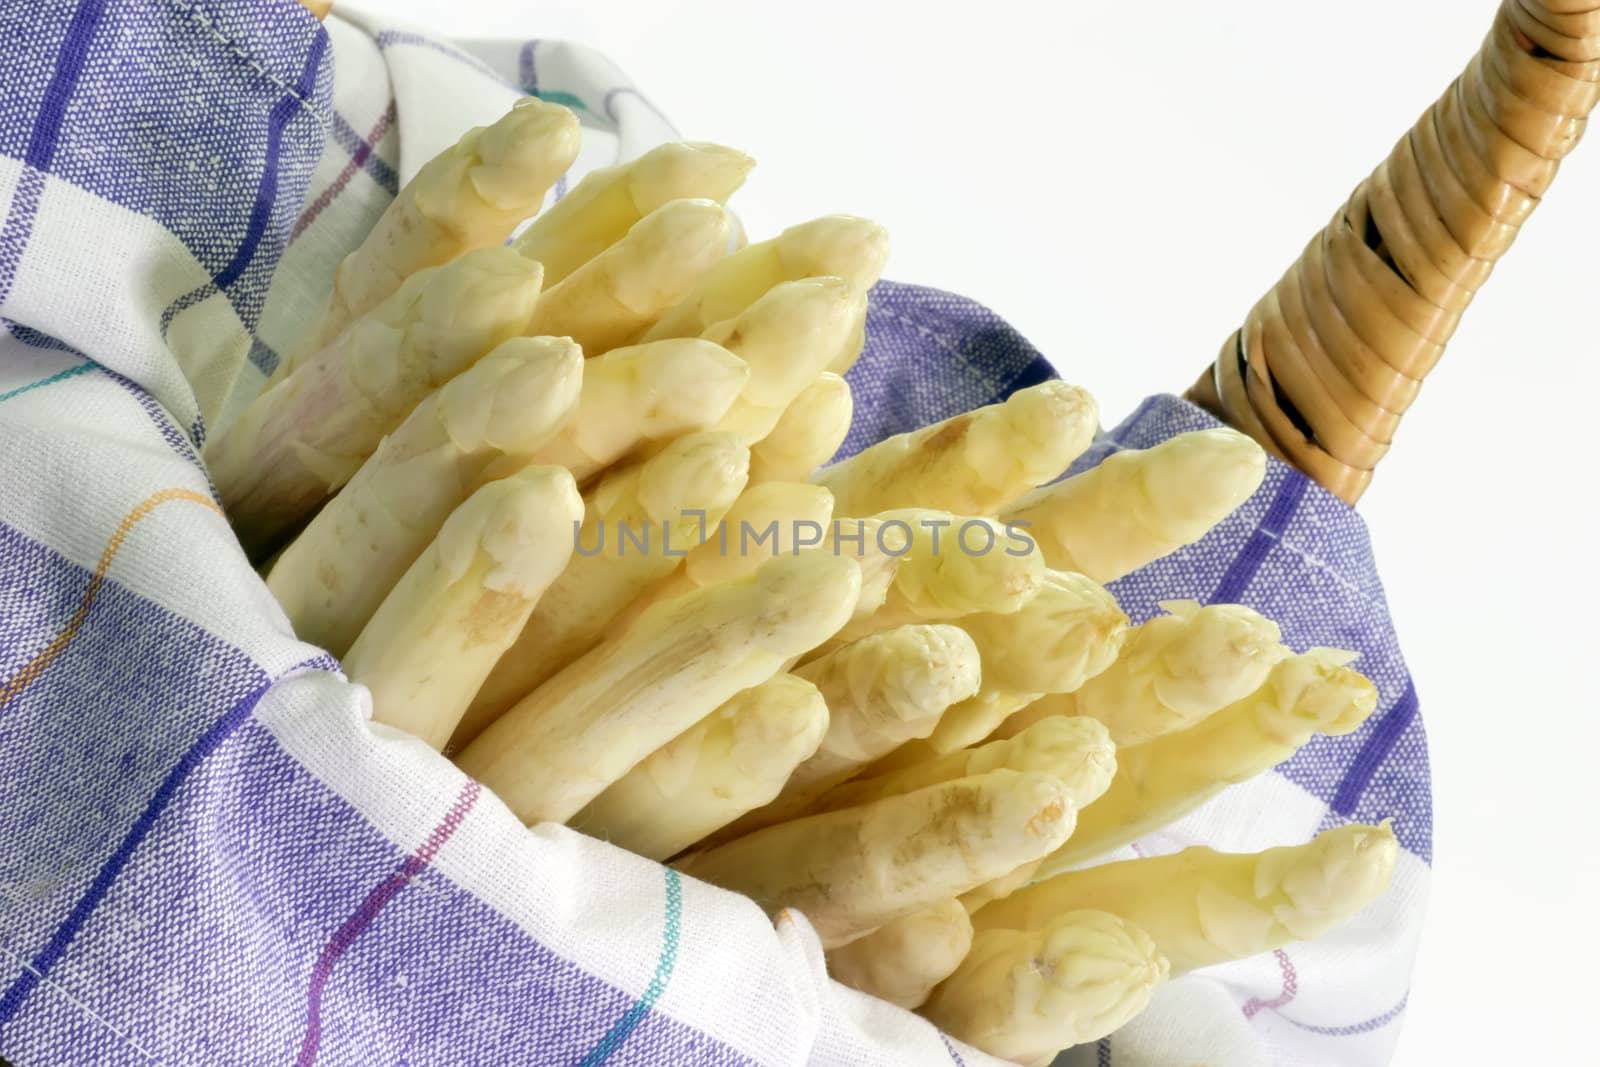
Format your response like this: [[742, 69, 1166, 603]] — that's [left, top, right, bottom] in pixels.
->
[[291, 102, 397, 243], [293, 779, 482, 1066], [1242, 950, 1299, 1019]]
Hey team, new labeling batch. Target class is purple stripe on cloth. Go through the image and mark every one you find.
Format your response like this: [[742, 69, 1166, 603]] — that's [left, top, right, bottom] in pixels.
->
[[940, 1033, 969, 1066], [295, 781, 483, 1067], [0, 663, 274, 1024], [1331, 680, 1419, 816], [1211, 474, 1309, 604], [0, 167, 47, 307], [292, 103, 398, 243], [1097, 1037, 1113, 1067], [375, 30, 512, 89], [328, 109, 399, 197], [22, 0, 107, 171], [1275, 994, 1408, 1036], [519, 38, 540, 95], [102, 369, 217, 497]]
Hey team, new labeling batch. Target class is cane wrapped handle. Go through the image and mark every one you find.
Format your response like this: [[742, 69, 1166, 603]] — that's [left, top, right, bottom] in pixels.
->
[[299, 0, 331, 19], [1188, 0, 1600, 504]]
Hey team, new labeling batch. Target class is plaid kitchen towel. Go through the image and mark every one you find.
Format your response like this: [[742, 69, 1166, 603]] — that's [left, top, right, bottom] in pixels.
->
[[0, 2, 1428, 1065]]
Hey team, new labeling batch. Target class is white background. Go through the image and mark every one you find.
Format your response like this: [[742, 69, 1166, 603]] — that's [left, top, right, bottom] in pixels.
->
[[371, 0, 1596, 1060]]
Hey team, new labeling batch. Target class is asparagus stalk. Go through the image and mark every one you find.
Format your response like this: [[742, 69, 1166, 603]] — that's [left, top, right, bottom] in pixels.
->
[[921, 911, 1169, 1063], [266, 336, 583, 656], [509, 336, 748, 485], [695, 277, 866, 445], [675, 769, 1077, 948], [514, 142, 753, 285], [707, 624, 982, 844], [569, 674, 829, 860], [456, 552, 861, 824], [817, 715, 1116, 818], [642, 215, 890, 349], [960, 569, 1130, 694], [279, 98, 578, 378], [352, 466, 582, 749], [748, 373, 854, 484], [1002, 428, 1267, 583], [208, 247, 544, 558], [972, 823, 1399, 976], [826, 899, 974, 1010], [531, 198, 733, 357], [998, 599, 1289, 746], [454, 431, 750, 745], [815, 381, 1098, 517], [1037, 649, 1378, 877]]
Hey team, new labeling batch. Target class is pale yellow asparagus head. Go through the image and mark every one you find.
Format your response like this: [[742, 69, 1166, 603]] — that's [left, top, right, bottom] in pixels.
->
[[816, 624, 983, 759], [1147, 599, 1288, 716], [630, 431, 751, 524], [608, 199, 734, 315], [465, 97, 583, 211], [750, 372, 854, 482], [880, 510, 1046, 618], [961, 570, 1129, 694], [401, 246, 545, 375], [927, 912, 1169, 1062], [1255, 648, 1378, 742], [1125, 428, 1267, 546], [732, 551, 863, 653], [432, 465, 583, 597], [702, 276, 866, 410], [596, 337, 750, 440], [686, 481, 835, 585], [435, 336, 584, 456], [719, 674, 831, 785], [828, 517, 903, 624], [629, 142, 755, 213], [965, 381, 1100, 500], [1255, 822, 1399, 941], [1007, 715, 1118, 807], [775, 215, 891, 292]]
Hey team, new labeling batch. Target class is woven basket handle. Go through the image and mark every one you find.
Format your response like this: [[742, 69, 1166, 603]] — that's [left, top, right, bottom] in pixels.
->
[[1187, 0, 1600, 504], [298, 0, 331, 18]]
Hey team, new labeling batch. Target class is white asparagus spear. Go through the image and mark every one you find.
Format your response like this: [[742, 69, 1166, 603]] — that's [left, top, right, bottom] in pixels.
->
[[352, 466, 582, 749], [456, 552, 862, 824], [674, 770, 1077, 948], [642, 215, 890, 347], [817, 715, 1116, 817], [267, 337, 583, 656], [1002, 428, 1267, 583], [569, 674, 829, 861], [696, 278, 866, 445], [822, 510, 1046, 648], [514, 142, 753, 285], [826, 899, 974, 1010], [208, 248, 543, 558], [1037, 649, 1378, 877], [920, 911, 1169, 1062], [601, 481, 836, 638], [996, 599, 1289, 746], [748, 373, 854, 484], [530, 198, 733, 357], [959, 569, 1130, 694], [279, 98, 578, 378], [971, 823, 1399, 976], [705, 624, 983, 845], [453, 432, 749, 746], [918, 687, 1043, 756], [815, 381, 1098, 517], [506, 337, 748, 485]]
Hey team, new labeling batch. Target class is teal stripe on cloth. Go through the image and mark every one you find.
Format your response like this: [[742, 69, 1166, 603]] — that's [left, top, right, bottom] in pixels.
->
[[531, 88, 589, 112], [576, 867, 683, 1066], [0, 362, 94, 405]]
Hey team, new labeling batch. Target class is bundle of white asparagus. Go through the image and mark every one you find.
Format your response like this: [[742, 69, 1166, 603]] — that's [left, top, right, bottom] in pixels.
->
[[208, 101, 1398, 1063]]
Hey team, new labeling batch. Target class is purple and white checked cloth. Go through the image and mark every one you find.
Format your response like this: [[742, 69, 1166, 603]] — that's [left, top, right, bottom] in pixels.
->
[[0, 3, 1429, 1065]]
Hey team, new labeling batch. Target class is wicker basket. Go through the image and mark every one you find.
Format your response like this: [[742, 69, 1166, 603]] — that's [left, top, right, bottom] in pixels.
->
[[1187, 0, 1600, 503]]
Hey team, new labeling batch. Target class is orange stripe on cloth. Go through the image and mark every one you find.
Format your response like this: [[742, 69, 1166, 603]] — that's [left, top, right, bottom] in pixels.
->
[[0, 487, 222, 710]]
